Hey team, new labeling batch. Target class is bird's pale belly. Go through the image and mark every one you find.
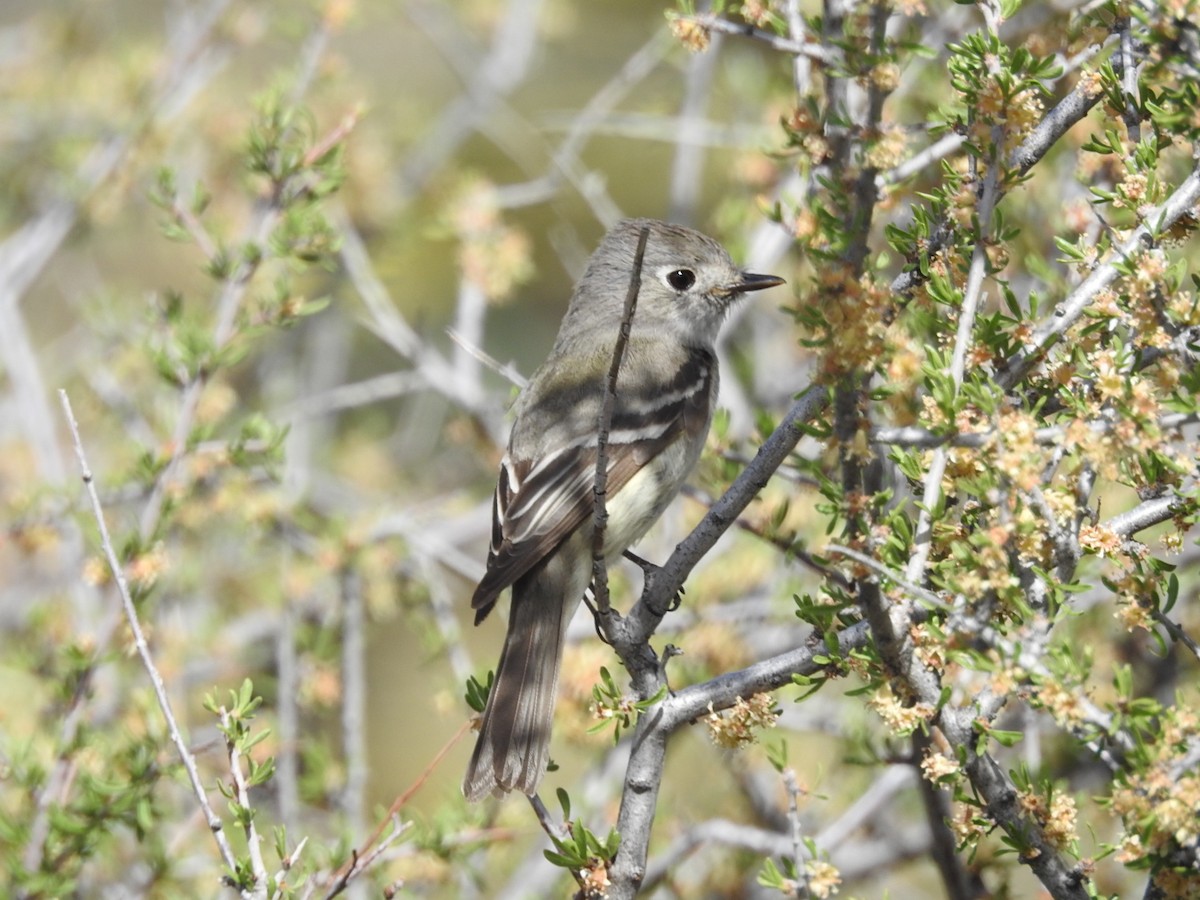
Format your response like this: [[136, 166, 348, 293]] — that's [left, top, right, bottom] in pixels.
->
[[597, 436, 701, 560]]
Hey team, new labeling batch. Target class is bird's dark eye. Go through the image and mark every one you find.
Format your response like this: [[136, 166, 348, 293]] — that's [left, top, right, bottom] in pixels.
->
[[666, 268, 696, 291]]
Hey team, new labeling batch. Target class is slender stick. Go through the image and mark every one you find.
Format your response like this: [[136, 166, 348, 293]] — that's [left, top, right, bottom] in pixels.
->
[[220, 706, 269, 888], [327, 717, 471, 887], [58, 389, 241, 884], [591, 225, 651, 613]]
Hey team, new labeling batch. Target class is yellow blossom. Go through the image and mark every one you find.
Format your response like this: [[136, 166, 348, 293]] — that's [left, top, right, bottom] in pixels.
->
[[1078, 524, 1123, 558], [669, 15, 711, 52], [704, 694, 778, 748], [868, 682, 934, 734], [1078, 69, 1104, 98], [805, 859, 842, 898], [921, 748, 960, 782], [128, 542, 169, 590]]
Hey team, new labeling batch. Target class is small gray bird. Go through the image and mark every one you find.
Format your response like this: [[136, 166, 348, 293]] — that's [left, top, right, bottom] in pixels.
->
[[463, 218, 784, 801]]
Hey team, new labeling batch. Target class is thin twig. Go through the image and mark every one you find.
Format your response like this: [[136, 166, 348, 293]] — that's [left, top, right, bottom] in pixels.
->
[[825, 544, 950, 611], [591, 224, 650, 613], [446, 327, 529, 389], [339, 567, 367, 838], [220, 706, 270, 890], [527, 792, 565, 842], [58, 390, 241, 882], [682, 484, 846, 585], [323, 818, 412, 900], [905, 129, 1002, 586], [685, 13, 836, 63], [327, 718, 471, 888]]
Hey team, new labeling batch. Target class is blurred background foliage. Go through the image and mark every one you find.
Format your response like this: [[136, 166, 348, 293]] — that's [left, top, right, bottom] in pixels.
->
[[0, 0, 812, 894], [1, 0, 1198, 897]]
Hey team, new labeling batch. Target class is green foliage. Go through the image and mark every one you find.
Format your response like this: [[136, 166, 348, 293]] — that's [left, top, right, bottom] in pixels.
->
[[589, 666, 667, 742], [543, 789, 621, 875], [464, 671, 493, 714]]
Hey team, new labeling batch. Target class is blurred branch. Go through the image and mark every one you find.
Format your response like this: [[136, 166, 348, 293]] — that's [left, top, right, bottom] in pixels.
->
[[668, 30, 721, 224], [281, 372, 429, 422], [0, 0, 231, 485], [447, 327, 528, 390], [414, 552, 475, 684], [493, 30, 674, 223], [339, 568, 367, 843], [336, 207, 506, 441], [139, 16, 338, 543], [398, 0, 546, 203], [276, 591, 302, 829], [369, 503, 492, 584]]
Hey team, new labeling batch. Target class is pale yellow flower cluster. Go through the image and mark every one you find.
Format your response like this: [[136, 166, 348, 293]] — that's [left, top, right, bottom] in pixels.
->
[[1077, 523, 1123, 559], [992, 408, 1041, 492], [804, 859, 842, 898], [1017, 787, 1079, 850], [1034, 679, 1087, 730], [973, 80, 1043, 155], [867, 682, 934, 735], [668, 15, 711, 53], [815, 269, 893, 380], [704, 693, 779, 748], [1110, 707, 1200, 889], [949, 802, 990, 846], [451, 180, 533, 304], [865, 125, 908, 171], [740, 0, 775, 28], [921, 746, 960, 783]]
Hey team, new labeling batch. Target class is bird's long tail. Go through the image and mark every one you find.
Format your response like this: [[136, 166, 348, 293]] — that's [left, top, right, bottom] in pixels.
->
[[463, 551, 584, 801]]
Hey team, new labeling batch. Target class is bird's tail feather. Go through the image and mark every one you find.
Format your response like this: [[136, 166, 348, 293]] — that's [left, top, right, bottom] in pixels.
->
[[463, 555, 581, 801]]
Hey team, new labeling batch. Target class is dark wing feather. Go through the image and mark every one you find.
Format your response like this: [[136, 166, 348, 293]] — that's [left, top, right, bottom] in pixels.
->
[[471, 441, 653, 623], [471, 348, 714, 623]]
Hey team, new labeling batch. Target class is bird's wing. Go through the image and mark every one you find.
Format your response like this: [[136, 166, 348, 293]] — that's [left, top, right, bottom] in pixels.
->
[[471, 349, 714, 622]]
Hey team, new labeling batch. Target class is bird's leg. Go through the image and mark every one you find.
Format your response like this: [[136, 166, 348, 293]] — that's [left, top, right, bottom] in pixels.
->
[[659, 643, 683, 696], [623, 550, 685, 615], [582, 588, 615, 646]]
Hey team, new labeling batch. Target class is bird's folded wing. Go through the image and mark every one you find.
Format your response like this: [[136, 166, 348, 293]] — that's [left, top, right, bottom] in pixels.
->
[[470, 437, 656, 621], [471, 350, 714, 620]]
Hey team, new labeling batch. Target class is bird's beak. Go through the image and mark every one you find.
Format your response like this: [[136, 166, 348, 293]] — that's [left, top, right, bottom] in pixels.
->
[[730, 271, 786, 293]]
